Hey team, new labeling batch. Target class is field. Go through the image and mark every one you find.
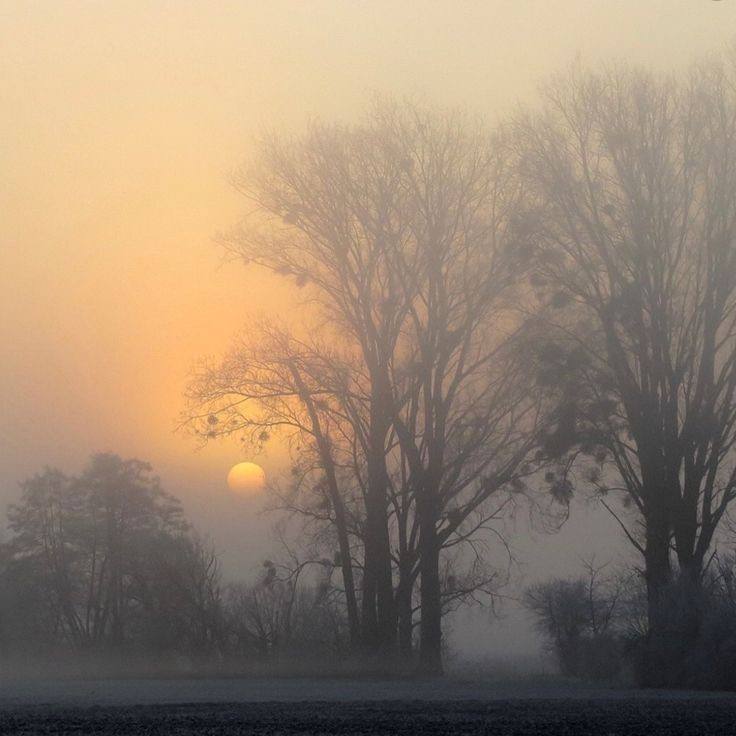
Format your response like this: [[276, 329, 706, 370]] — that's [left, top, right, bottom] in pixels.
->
[[2, 678, 736, 735]]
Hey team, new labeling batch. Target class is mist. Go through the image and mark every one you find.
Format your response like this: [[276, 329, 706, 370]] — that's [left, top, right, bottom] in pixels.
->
[[4, 3, 736, 735]]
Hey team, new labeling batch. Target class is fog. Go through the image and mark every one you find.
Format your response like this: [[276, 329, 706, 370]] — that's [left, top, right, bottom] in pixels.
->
[[3, 2, 736, 682]]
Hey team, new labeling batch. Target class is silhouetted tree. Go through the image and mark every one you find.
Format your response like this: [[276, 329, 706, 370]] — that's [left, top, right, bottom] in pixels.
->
[[513, 58, 736, 681], [223, 558, 348, 663], [382, 108, 542, 674], [2, 454, 216, 661], [524, 560, 624, 679], [224, 102, 427, 654], [76, 454, 187, 647], [5, 469, 86, 647]]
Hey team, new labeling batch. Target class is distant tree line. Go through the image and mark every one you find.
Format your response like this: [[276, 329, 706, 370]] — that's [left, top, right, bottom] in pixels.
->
[[0, 454, 349, 673]]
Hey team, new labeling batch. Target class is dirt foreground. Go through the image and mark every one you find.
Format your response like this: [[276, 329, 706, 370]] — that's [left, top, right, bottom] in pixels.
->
[[2, 678, 736, 735]]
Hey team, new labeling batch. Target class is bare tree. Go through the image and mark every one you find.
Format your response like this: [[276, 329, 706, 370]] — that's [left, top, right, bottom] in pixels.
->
[[4, 454, 204, 657], [524, 559, 623, 678], [382, 109, 542, 673], [513, 59, 736, 673], [222, 102, 428, 653], [6, 469, 85, 648], [223, 554, 348, 662]]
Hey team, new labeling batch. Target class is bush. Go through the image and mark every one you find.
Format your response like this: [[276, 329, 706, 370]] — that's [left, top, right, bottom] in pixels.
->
[[523, 562, 628, 682], [634, 558, 736, 690]]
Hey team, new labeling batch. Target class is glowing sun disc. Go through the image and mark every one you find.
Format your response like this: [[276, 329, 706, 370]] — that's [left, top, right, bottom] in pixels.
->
[[227, 462, 266, 495]]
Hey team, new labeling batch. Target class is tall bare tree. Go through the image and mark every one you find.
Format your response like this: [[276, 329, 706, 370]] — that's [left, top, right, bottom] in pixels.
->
[[513, 58, 736, 673], [222, 101, 429, 654], [382, 110, 542, 673]]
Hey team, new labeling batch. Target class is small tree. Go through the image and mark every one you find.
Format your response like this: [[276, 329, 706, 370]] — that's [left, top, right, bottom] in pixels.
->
[[4, 454, 196, 655], [524, 560, 623, 679]]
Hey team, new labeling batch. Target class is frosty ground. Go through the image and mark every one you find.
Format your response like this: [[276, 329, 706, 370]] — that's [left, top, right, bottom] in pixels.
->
[[2, 678, 736, 735]]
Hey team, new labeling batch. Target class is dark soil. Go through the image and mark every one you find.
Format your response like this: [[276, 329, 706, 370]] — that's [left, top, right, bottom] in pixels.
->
[[3, 698, 736, 735]]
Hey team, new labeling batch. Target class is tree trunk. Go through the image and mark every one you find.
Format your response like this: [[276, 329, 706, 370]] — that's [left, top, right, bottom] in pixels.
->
[[396, 555, 415, 660], [362, 451, 396, 655], [336, 522, 361, 649], [315, 442, 361, 648], [361, 381, 396, 657], [361, 536, 379, 651], [641, 505, 672, 686], [418, 490, 443, 676], [289, 365, 361, 649]]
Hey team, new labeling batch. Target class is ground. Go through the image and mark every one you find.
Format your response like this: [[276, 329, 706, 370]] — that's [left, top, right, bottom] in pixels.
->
[[1, 678, 735, 735]]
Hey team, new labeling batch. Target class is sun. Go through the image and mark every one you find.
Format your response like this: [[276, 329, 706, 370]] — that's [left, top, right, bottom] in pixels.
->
[[227, 462, 266, 496]]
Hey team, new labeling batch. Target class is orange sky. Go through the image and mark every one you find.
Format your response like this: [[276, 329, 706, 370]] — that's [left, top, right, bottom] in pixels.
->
[[2, 1, 736, 584]]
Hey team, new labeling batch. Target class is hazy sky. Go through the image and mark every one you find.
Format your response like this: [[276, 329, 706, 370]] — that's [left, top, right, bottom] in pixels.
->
[[3, 1, 736, 658]]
